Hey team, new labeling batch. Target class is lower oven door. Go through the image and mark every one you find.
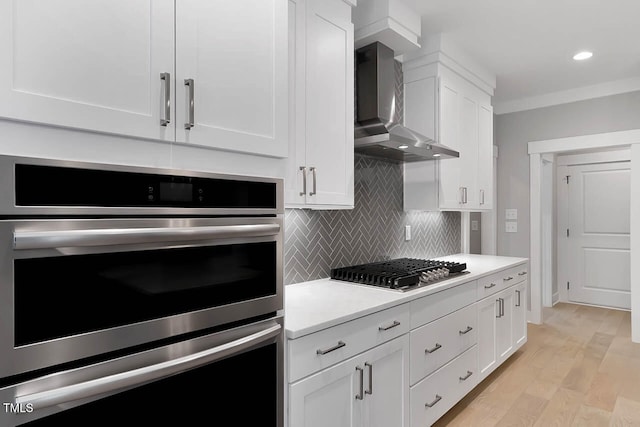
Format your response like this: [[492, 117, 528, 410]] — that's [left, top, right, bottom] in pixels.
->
[[0, 316, 283, 427], [0, 216, 282, 378]]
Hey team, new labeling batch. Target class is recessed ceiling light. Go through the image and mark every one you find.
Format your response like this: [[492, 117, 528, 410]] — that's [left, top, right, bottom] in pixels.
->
[[573, 51, 593, 61], [398, 145, 409, 149]]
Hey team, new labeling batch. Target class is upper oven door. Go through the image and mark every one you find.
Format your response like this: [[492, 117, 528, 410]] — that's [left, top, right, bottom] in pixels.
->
[[0, 216, 283, 378]]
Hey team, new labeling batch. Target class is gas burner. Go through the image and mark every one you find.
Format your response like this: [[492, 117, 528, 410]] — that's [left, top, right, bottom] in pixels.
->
[[330, 258, 467, 291]]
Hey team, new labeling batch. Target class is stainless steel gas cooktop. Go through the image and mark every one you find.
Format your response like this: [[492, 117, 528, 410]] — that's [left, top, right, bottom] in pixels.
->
[[330, 258, 468, 291]]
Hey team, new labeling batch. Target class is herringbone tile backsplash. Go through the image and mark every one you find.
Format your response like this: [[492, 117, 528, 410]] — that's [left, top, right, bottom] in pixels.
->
[[284, 155, 461, 285]]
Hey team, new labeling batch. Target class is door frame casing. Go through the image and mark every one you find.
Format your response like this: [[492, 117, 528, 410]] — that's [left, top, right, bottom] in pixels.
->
[[528, 129, 640, 332]]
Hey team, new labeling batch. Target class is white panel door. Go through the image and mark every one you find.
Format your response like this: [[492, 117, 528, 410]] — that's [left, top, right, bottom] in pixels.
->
[[477, 104, 493, 209], [304, 0, 354, 206], [566, 162, 631, 309], [176, 0, 288, 157], [289, 355, 362, 427], [477, 297, 498, 380], [512, 282, 527, 348], [362, 336, 409, 427], [437, 77, 461, 209], [458, 94, 479, 207], [496, 289, 514, 361], [0, 0, 175, 141]]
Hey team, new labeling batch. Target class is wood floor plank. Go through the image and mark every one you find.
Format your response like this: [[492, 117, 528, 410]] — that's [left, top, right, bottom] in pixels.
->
[[610, 397, 640, 426], [584, 372, 619, 412], [571, 404, 612, 426], [532, 387, 582, 427]]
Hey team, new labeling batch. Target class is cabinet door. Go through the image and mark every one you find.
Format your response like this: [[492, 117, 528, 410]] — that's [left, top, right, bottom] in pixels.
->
[[176, 0, 288, 157], [362, 336, 409, 427], [477, 104, 493, 209], [458, 94, 479, 207], [304, 0, 354, 207], [438, 77, 462, 209], [0, 0, 174, 141], [289, 355, 362, 427], [512, 282, 527, 348], [477, 297, 498, 380], [496, 289, 514, 362]]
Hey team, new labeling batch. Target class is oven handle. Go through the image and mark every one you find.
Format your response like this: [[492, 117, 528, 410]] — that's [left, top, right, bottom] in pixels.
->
[[13, 223, 281, 250], [15, 323, 281, 410]]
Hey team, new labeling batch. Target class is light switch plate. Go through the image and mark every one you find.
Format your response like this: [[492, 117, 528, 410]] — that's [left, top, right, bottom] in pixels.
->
[[505, 209, 518, 220], [506, 222, 518, 233], [471, 220, 479, 231]]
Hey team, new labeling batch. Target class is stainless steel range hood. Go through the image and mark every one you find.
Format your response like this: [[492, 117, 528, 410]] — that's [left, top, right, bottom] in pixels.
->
[[355, 42, 459, 162]]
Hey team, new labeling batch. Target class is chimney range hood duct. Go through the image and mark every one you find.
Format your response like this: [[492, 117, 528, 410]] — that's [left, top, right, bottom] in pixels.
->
[[355, 42, 459, 162]]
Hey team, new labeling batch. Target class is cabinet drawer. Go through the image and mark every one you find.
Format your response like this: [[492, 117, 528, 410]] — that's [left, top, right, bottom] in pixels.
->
[[409, 303, 477, 385], [288, 303, 410, 382], [410, 346, 478, 427], [477, 264, 528, 299], [410, 280, 476, 329]]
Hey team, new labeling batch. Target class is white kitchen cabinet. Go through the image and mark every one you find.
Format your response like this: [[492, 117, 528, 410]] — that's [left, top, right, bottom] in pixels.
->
[[0, 0, 175, 142], [0, 0, 288, 158], [175, 0, 288, 157], [403, 66, 493, 212], [286, 0, 355, 208], [289, 335, 409, 427], [477, 268, 528, 381]]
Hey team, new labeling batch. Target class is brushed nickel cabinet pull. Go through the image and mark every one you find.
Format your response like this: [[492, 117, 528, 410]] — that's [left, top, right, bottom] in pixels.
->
[[516, 290, 521, 307], [365, 362, 373, 395], [299, 166, 307, 196], [484, 283, 496, 289], [480, 189, 485, 205], [504, 276, 514, 281], [425, 395, 442, 408], [160, 73, 171, 126], [316, 341, 345, 355], [459, 371, 473, 381], [496, 299, 501, 318], [459, 326, 473, 335], [518, 271, 528, 276], [309, 167, 317, 196], [184, 78, 195, 129], [378, 320, 401, 331], [355, 366, 364, 400], [425, 343, 442, 354]]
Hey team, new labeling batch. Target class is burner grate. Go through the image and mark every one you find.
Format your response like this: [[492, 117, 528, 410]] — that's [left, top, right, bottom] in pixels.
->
[[330, 258, 467, 290]]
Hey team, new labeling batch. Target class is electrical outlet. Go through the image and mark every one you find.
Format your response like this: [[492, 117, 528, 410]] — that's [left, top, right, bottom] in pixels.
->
[[505, 222, 518, 233], [405, 225, 411, 241], [471, 220, 479, 231], [505, 209, 518, 220]]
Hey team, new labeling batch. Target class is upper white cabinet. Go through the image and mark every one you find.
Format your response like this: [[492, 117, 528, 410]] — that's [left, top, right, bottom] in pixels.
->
[[403, 58, 494, 212], [175, 0, 288, 157], [286, 0, 354, 208], [0, 0, 288, 158]]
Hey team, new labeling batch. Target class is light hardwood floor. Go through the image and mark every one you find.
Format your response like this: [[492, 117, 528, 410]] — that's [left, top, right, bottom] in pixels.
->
[[433, 303, 640, 426]]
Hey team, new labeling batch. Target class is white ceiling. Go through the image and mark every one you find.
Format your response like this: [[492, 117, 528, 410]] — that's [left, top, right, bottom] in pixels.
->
[[405, 0, 640, 110]]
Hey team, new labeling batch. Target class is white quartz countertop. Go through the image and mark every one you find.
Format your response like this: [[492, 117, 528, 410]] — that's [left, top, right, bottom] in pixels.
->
[[284, 254, 528, 339]]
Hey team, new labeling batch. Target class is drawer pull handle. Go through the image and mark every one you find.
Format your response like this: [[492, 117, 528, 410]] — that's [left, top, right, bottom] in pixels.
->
[[425, 343, 442, 354], [425, 395, 442, 408], [316, 341, 346, 355], [504, 276, 514, 281], [355, 366, 364, 400], [459, 326, 473, 335], [484, 283, 496, 289], [518, 271, 527, 276], [378, 320, 401, 331], [516, 290, 521, 307], [459, 370, 473, 381]]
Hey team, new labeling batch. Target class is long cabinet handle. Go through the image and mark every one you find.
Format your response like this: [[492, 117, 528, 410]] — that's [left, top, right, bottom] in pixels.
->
[[184, 78, 195, 129], [365, 362, 373, 395], [501, 298, 505, 317], [14, 224, 281, 251], [316, 341, 346, 355], [459, 187, 464, 204], [496, 299, 501, 318], [309, 167, 317, 196], [299, 166, 307, 196], [425, 395, 442, 408], [16, 323, 281, 409], [425, 343, 442, 354], [160, 72, 171, 126], [516, 290, 521, 307], [464, 187, 468, 204], [378, 320, 401, 331], [459, 326, 473, 335], [355, 366, 364, 400], [484, 283, 496, 289], [480, 189, 485, 205], [459, 371, 473, 381]]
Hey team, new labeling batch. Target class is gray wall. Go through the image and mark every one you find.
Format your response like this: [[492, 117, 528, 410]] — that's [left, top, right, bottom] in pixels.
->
[[284, 155, 461, 285], [495, 90, 640, 259]]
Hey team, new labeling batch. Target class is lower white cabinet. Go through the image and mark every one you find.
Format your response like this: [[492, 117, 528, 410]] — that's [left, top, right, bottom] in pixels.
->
[[289, 335, 410, 427], [513, 282, 528, 348]]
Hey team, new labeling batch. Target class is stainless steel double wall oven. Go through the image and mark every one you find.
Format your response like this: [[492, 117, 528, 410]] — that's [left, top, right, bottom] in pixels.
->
[[0, 155, 284, 426]]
